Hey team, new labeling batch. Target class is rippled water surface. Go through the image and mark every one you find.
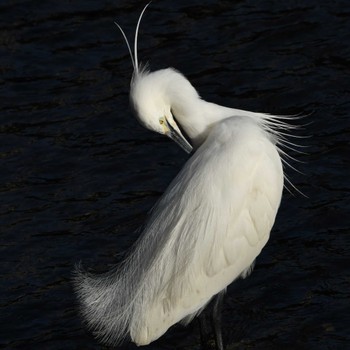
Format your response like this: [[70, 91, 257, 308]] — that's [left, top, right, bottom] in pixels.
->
[[1, 0, 349, 349]]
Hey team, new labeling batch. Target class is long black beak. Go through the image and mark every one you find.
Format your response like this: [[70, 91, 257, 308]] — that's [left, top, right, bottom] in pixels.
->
[[166, 120, 193, 154]]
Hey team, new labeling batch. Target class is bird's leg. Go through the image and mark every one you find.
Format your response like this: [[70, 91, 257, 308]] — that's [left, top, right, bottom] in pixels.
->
[[198, 311, 212, 350], [211, 292, 224, 350]]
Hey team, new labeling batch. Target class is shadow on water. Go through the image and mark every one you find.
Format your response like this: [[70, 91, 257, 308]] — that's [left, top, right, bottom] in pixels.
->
[[1, 0, 349, 349]]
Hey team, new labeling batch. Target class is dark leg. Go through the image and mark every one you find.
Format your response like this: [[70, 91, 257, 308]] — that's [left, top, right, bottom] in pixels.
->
[[198, 311, 212, 350], [211, 292, 224, 350]]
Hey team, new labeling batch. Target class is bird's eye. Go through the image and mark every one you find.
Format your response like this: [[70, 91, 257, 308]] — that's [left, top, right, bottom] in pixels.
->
[[159, 118, 165, 125]]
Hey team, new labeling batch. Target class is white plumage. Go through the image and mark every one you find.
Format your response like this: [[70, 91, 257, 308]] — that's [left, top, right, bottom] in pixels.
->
[[74, 5, 295, 348]]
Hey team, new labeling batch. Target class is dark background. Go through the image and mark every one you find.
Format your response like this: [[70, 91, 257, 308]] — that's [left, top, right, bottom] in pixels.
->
[[1, 0, 349, 349]]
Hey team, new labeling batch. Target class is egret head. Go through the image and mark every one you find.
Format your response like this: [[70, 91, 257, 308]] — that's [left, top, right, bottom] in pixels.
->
[[115, 3, 193, 153], [130, 69, 193, 153]]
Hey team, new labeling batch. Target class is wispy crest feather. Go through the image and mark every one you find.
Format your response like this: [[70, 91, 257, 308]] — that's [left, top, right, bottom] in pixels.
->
[[114, 2, 151, 75]]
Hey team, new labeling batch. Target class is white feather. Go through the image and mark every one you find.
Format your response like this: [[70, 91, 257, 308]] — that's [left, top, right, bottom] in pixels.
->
[[74, 107, 284, 345]]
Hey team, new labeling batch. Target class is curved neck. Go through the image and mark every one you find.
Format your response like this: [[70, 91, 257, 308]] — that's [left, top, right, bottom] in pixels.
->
[[171, 97, 235, 147]]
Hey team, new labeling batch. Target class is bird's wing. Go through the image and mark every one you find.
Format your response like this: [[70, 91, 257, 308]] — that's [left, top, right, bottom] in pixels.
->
[[130, 116, 284, 345]]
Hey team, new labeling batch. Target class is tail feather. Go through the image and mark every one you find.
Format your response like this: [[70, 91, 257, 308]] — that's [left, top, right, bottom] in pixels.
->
[[73, 264, 133, 345]]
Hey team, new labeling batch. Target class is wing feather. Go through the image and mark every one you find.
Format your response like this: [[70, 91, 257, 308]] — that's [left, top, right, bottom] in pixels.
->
[[131, 117, 284, 344], [75, 116, 284, 346]]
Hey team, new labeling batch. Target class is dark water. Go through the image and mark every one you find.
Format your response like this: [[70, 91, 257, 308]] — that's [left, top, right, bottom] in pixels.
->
[[1, 0, 349, 349]]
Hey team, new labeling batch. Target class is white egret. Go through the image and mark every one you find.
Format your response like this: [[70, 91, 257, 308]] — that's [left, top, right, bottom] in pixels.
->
[[75, 4, 299, 349]]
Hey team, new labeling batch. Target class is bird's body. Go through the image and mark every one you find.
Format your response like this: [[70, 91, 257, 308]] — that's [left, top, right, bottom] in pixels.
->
[[75, 5, 291, 349], [128, 109, 284, 345], [76, 68, 285, 346]]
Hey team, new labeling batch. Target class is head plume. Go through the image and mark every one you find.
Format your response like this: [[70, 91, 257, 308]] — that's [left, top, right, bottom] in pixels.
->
[[114, 2, 151, 75]]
